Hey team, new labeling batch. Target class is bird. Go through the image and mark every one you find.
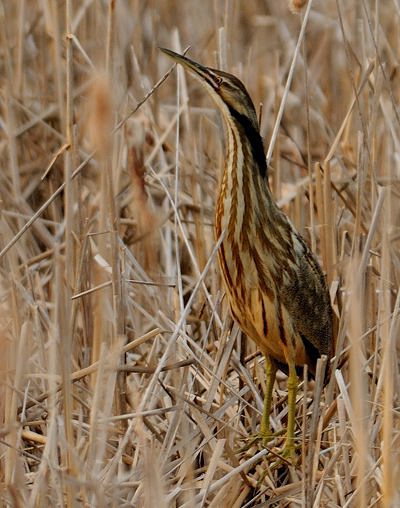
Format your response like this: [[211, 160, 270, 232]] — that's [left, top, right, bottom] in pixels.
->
[[160, 48, 334, 458]]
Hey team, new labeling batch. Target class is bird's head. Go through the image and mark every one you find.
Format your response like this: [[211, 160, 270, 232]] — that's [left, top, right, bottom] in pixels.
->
[[160, 48, 259, 131]]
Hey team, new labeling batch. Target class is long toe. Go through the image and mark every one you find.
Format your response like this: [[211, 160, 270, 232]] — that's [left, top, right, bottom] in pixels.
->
[[279, 439, 301, 464], [237, 429, 285, 453]]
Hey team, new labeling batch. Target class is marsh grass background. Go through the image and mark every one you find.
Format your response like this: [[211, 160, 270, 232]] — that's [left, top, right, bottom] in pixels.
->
[[1, 0, 399, 506]]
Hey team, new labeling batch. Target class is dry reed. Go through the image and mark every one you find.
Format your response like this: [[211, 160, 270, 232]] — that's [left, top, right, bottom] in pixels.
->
[[0, 1, 399, 506]]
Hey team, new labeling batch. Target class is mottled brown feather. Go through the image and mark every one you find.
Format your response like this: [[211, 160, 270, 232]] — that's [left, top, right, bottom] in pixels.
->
[[161, 48, 334, 380]]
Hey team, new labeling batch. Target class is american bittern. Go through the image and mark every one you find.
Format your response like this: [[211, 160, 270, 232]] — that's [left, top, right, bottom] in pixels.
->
[[161, 48, 333, 458]]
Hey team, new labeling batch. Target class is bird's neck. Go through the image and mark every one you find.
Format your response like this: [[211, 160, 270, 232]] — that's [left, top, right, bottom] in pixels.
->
[[215, 114, 273, 241]]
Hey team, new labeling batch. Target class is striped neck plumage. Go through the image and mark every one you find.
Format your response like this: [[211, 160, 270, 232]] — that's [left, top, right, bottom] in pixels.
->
[[215, 105, 270, 241]]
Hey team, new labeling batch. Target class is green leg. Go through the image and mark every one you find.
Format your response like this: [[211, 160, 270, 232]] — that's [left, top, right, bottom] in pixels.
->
[[260, 356, 278, 446], [282, 360, 298, 459]]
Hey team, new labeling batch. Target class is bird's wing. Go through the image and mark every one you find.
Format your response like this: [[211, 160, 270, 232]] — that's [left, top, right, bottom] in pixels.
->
[[280, 233, 333, 359]]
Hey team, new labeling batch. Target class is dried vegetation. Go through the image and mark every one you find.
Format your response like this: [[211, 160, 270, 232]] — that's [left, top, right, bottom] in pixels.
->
[[0, 1, 399, 506]]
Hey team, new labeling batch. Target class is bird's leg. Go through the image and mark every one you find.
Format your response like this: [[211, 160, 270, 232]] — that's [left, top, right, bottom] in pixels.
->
[[238, 356, 280, 452], [281, 358, 298, 459], [259, 356, 278, 446]]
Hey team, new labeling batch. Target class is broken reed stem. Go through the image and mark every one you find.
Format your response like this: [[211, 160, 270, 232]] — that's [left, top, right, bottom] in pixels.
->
[[105, 0, 128, 425], [314, 162, 327, 270], [322, 161, 335, 284], [304, 355, 327, 507], [59, 2, 76, 505]]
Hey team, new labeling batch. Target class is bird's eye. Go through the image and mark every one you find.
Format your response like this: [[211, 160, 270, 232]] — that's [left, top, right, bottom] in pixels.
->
[[215, 76, 223, 86]]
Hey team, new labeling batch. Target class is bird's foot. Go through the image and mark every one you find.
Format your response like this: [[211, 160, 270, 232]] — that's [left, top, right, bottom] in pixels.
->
[[237, 434, 301, 472], [279, 440, 297, 461], [268, 439, 302, 469], [236, 429, 284, 453]]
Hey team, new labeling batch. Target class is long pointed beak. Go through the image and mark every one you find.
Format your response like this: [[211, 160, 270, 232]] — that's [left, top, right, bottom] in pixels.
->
[[159, 47, 218, 89]]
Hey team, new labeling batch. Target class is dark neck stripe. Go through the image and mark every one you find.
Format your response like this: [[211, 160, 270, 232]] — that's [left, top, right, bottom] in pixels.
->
[[227, 106, 267, 178]]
